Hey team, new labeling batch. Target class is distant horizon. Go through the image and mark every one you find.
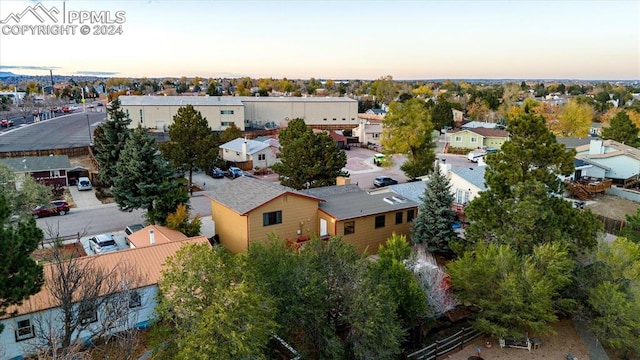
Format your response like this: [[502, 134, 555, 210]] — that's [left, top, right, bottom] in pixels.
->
[[1, 1, 638, 81]]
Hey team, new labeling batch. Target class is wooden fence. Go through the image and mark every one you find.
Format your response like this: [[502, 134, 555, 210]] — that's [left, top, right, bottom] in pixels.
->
[[40, 232, 82, 248], [407, 327, 483, 360], [0, 146, 90, 159], [595, 214, 626, 235]]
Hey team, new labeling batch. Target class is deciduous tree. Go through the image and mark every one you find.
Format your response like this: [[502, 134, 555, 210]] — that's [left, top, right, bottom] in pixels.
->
[[0, 163, 51, 220], [431, 101, 454, 131], [272, 118, 347, 189], [382, 98, 436, 179], [159, 105, 218, 191], [218, 122, 243, 144], [153, 244, 278, 359], [554, 99, 594, 137], [165, 204, 201, 237], [411, 163, 459, 256], [370, 75, 397, 105], [601, 111, 640, 147], [94, 98, 132, 187]]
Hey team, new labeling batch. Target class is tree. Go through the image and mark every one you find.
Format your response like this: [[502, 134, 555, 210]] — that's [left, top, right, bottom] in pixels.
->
[[94, 98, 132, 187], [0, 195, 44, 333], [554, 99, 594, 137], [245, 236, 404, 359], [382, 98, 436, 179], [370, 75, 397, 105], [621, 208, 640, 244], [272, 118, 348, 189], [465, 98, 490, 121], [464, 113, 601, 255], [112, 126, 173, 218], [159, 105, 218, 191], [577, 238, 640, 356], [0, 163, 51, 220], [165, 204, 201, 237], [411, 163, 459, 256], [430, 101, 454, 131], [601, 111, 640, 147], [447, 242, 574, 337], [152, 244, 278, 359], [218, 122, 243, 144]]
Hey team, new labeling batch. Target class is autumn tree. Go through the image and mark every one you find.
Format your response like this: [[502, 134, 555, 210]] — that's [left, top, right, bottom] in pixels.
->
[[447, 242, 574, 337], [411, 163, 459, 257], [554, 99, 594, 137], [430, 101, 454, 131], [94, 98, 132, 187], [272, 118, 348, 189], [159, 105, 218, 191], [0, 194, 44, 333], [382, 98, 436, 179], [152, 244, 278, 359], [601, 111, 640, 147], [165, 204, 201, 237], [466, 98, 490, 121], [464, 113, 601, 255], [370, 75, 397, 105], [218, 122, 243, 144]]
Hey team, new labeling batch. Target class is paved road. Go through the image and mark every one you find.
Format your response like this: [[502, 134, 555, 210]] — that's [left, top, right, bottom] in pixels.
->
[[0, 110, 106, 151]]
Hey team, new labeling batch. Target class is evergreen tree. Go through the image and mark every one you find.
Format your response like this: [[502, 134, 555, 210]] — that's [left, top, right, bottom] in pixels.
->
[[601, 111, 640, 147], [411, 163, 458, 256], [464, 113, 601, 255], [272, 118, 348, 190], [159, 105, 218, 191], [621, 208, 640, 244], [0, 194, 44, 333], [93, 98, 132, 187], [112, 126, 173, 219]]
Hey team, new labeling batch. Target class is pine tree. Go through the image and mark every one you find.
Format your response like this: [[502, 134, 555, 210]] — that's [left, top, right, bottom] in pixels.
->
[[601, 111, 640, 147], [411, 163, 458, 256], [93, 98, 132, 187], [112, 126, 173, 218], [0, 194, 44, 333]]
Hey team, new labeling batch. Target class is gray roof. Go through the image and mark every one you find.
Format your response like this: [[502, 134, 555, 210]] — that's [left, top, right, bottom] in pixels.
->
[[0, 155, 71, 173], [119, 95, 243, 106], [209, 176, 321, 215], [387, 181, 428, 204], [557, 137, 595, 149], [461, 121, 498, 129], [300, 184, 362, 198], [450, 166, 487, 191], [314, 187, 419, 221], [220, 138, 270, 154]]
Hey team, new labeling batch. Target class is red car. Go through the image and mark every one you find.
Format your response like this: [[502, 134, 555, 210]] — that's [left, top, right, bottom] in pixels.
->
[[1, 119, 14, 128], [32, 200, 70, 218], [62, 106, 71, 113]]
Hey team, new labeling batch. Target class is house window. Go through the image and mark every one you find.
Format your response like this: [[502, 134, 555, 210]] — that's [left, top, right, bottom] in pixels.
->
[[79, 301, 98, 325], [407, 209, 415, 222], [344, 221, 355, 235], [323, 118, 327, 121], [470, 137, 477, 143], [129, 291, 142, 308], [342, 118, 346, 121], [50, 170, 61, 177], [263, 211, 282, 226], [351, 117, 355, 121], [455, 136, 462, 142], [372, 133, 380, 139], [333, 118, 337, 121], [258, 154, 266, 161], [221, 121, 233, 126], [139, 109, 143, 123], [220, 110, 234, 115], [375, 215, 385, 229], [395, 212, 403, 224], [15, 319, 35, 341], [455, 189, 471, 204]]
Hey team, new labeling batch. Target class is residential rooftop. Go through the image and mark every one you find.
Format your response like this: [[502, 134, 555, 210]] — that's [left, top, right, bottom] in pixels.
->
[[0, 155, 71, 172]]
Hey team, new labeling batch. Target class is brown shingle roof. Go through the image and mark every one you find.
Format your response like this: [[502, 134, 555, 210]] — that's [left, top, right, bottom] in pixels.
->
[[5, 237, 210, 317], [468, 128, 509, 138], [128, 225, 188, 248]]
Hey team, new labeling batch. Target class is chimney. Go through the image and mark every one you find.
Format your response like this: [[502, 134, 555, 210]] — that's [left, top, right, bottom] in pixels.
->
[[149, 229, 155, 245], [241, 138, 248, 159]]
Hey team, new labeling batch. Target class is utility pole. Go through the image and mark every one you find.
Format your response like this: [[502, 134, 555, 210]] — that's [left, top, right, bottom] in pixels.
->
[[86, 113, 92, 145]]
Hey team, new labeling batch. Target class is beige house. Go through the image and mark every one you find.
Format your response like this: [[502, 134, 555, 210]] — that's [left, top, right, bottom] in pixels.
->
[[219, 137, 279, 169], [119, 95, 359, 132], [208, 178, 418, 255], [452, 109, 464, 123], [353, 115, 383, 146]]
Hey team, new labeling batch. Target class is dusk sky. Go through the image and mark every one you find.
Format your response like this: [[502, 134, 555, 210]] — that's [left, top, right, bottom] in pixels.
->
[[0, 0, 638, 80]]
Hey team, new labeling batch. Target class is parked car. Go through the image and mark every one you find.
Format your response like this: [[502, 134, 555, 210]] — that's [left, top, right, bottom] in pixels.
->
[[1, 119, 14, 128], [225, 166, 244, 178], [206, 167, 224, 179], [88, 234, 119, 254], [32, 200, 70, 218], [373, 176, 398, 188], [77, 177, 92, 191], [62, 106, 72, 113], [125, 224, 145, 244], [373, 153, 386, 166]]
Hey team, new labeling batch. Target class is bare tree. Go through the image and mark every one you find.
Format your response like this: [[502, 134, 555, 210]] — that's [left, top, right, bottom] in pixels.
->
[[16, 95, 36, 121], [28, 225, 147, 359], [407, 246, 459, 317]]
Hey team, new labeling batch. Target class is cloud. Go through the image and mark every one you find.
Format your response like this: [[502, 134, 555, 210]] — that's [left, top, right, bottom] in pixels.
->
[[0, 65, 61, 71], [74, 71, 119, 76]]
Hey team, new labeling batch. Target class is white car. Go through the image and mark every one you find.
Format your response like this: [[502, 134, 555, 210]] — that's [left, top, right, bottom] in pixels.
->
[[89, 234, 119, 254]]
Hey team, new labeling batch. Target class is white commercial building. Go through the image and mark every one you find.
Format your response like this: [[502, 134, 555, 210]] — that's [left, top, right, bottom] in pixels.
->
[[118, 95, 359, 132]]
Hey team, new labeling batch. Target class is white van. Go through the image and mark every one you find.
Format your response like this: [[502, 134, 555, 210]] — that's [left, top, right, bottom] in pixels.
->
[[77, 177, 93, 191]]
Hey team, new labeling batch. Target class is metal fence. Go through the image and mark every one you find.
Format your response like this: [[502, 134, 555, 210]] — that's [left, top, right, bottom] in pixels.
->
[[407, 327, 483, 360]]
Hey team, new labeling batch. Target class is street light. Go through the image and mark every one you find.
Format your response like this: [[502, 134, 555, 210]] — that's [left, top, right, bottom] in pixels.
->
[[86, 114, 92, 145]]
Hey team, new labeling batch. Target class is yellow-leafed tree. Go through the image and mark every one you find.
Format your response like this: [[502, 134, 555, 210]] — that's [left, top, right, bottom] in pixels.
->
[[554, 100, 594, 137]]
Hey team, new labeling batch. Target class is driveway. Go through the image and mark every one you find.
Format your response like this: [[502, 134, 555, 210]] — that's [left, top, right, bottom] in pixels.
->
[[68, 186, 104, 209]]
